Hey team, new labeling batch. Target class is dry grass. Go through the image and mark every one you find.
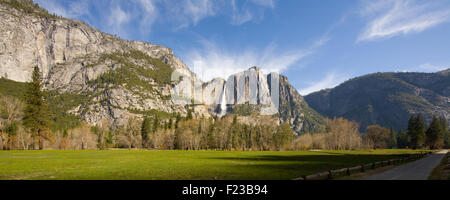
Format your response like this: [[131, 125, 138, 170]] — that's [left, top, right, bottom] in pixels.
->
[[428, 152, 450, 180]]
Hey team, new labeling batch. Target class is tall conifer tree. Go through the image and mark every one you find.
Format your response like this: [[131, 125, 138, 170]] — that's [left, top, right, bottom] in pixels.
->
[[23, 66, 49, 150], [426, 116, 444, 149], [414, 114, 426, 149]]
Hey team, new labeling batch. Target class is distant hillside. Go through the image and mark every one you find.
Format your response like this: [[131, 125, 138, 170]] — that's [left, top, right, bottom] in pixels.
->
[[305, 70, 450, 132]]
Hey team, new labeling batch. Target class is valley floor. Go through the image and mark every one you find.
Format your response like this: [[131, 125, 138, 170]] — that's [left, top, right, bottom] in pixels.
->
[[0, 149, 428, 180]]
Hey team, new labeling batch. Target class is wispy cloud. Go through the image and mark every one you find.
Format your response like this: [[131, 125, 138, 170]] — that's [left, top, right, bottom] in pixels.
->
[[249, 0, 275, 8], [418, 63, 449, 72], [161, 0, 216, 29], [35, 0, 90, 19], [299, 72, 350, 95], [107, 4, 132, 38], [230, 0, 253, 25], [136, 0, 159, 36], [34, 0, 157, 38], [228, 0, 275, 25], [399, 63, 450, 73], [35, 0, 276, 38], [358, 0, 450, 42], [185, 36, 329, 82]]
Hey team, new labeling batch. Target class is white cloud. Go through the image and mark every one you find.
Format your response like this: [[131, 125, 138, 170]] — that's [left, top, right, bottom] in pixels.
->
[[35, 0, 89, 19], [249, 0, 275, 9], [396, 63, 449, 73], [230, 10, 253, 25], [418, 63, 448, 72], [160, 0, 276, 29], [107, 5, 131, 36], [35, 0, 159, 39], [36, 0, 276, 36], [403, 63, 450, 73], [299, 72, 349, 95], [136, 0, 159, 35], [185, 36, 329, 82], [230, 0, 253, 25], [229, 0, 275, 25], [358, 0, 450, 41], [162, 0, 216, 29], [185, 0, 216, 24]]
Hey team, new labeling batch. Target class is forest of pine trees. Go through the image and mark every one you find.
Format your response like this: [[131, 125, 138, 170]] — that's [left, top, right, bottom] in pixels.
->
[[401, 114, 447, 150]]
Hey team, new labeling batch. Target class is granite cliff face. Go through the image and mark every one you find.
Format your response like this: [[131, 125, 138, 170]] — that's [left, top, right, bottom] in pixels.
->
[[172, 67, 325, 134], [0, 0, 324, 134], [305, 71, 450, 131], [0, 0, 201, 125]]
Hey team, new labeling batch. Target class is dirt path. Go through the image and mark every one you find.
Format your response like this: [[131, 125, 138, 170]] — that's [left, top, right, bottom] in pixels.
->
[[362, 150, 448, 180]]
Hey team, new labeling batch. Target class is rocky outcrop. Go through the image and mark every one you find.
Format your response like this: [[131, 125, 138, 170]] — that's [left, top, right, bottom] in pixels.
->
[[0, 0, 324, 133], [171, 66, 325, 134], [0, 0, 198, 125]]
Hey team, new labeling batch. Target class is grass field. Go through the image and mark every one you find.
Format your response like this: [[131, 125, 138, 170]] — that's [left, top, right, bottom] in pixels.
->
[[0, 149, 429, 180], [428, 152, 450, 180]]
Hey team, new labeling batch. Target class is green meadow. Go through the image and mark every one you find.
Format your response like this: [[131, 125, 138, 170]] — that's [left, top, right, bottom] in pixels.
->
[[0, 149, 428, 180]]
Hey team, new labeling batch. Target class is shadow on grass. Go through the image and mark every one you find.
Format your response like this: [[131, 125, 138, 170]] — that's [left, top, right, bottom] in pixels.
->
[[204, 154, 412, 179]]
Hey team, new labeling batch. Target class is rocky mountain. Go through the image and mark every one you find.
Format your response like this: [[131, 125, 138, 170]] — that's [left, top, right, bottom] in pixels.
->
[[0, 0, 324, 134], [305, 70, 450, 132], [172, 67, 325, 133]]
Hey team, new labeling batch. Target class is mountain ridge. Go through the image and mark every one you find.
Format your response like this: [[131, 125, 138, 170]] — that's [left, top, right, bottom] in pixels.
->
[[305, 70, 450, 131], [0, 0, 325, 134]]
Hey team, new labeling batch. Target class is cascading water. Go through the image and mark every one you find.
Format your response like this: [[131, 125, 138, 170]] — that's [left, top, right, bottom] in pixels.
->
[[219, 85, 227, 117]]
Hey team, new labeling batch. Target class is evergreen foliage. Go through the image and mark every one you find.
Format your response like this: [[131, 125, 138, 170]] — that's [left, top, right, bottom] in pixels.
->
[[426, 116, 445, 149], [396, 129, 410, 149], [23, 66, 50, 150], [408, 114, 426, 149], [388, 127, 397, 149], [141, 117, 152, 148], [273, 122, 293, 150]]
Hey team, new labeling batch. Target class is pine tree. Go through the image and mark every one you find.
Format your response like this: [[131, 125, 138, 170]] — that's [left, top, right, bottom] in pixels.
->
[[408, 115, 426, 149], [23, 66, 50, 150], [3, 122, 18, 150], [414, 114, 426, 149], [439, 117, 449, 148], [426, 116, 444, 149], [152, 116, 159, 133], [273, 123, 293, 150], [407, 115, 416, 138], [388, 127, 397, 149], [406, 115, 416, 149], [397, 129, 409, 148], [141, 117, 151, 148], [231, 115, 239, 150]]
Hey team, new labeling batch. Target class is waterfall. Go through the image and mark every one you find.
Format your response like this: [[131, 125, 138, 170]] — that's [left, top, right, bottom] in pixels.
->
[[219, 85, 227, 116]]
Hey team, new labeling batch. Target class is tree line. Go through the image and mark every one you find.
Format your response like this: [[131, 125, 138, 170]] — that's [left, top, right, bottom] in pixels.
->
[[400, 114, 448, 149], [295, 115, 449, 150], [0, 66, 294, 150], [0, 66, 448, 150]]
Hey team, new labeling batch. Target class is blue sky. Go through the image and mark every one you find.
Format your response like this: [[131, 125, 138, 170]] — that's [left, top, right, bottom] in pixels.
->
[[35, 0, 450, 95]]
